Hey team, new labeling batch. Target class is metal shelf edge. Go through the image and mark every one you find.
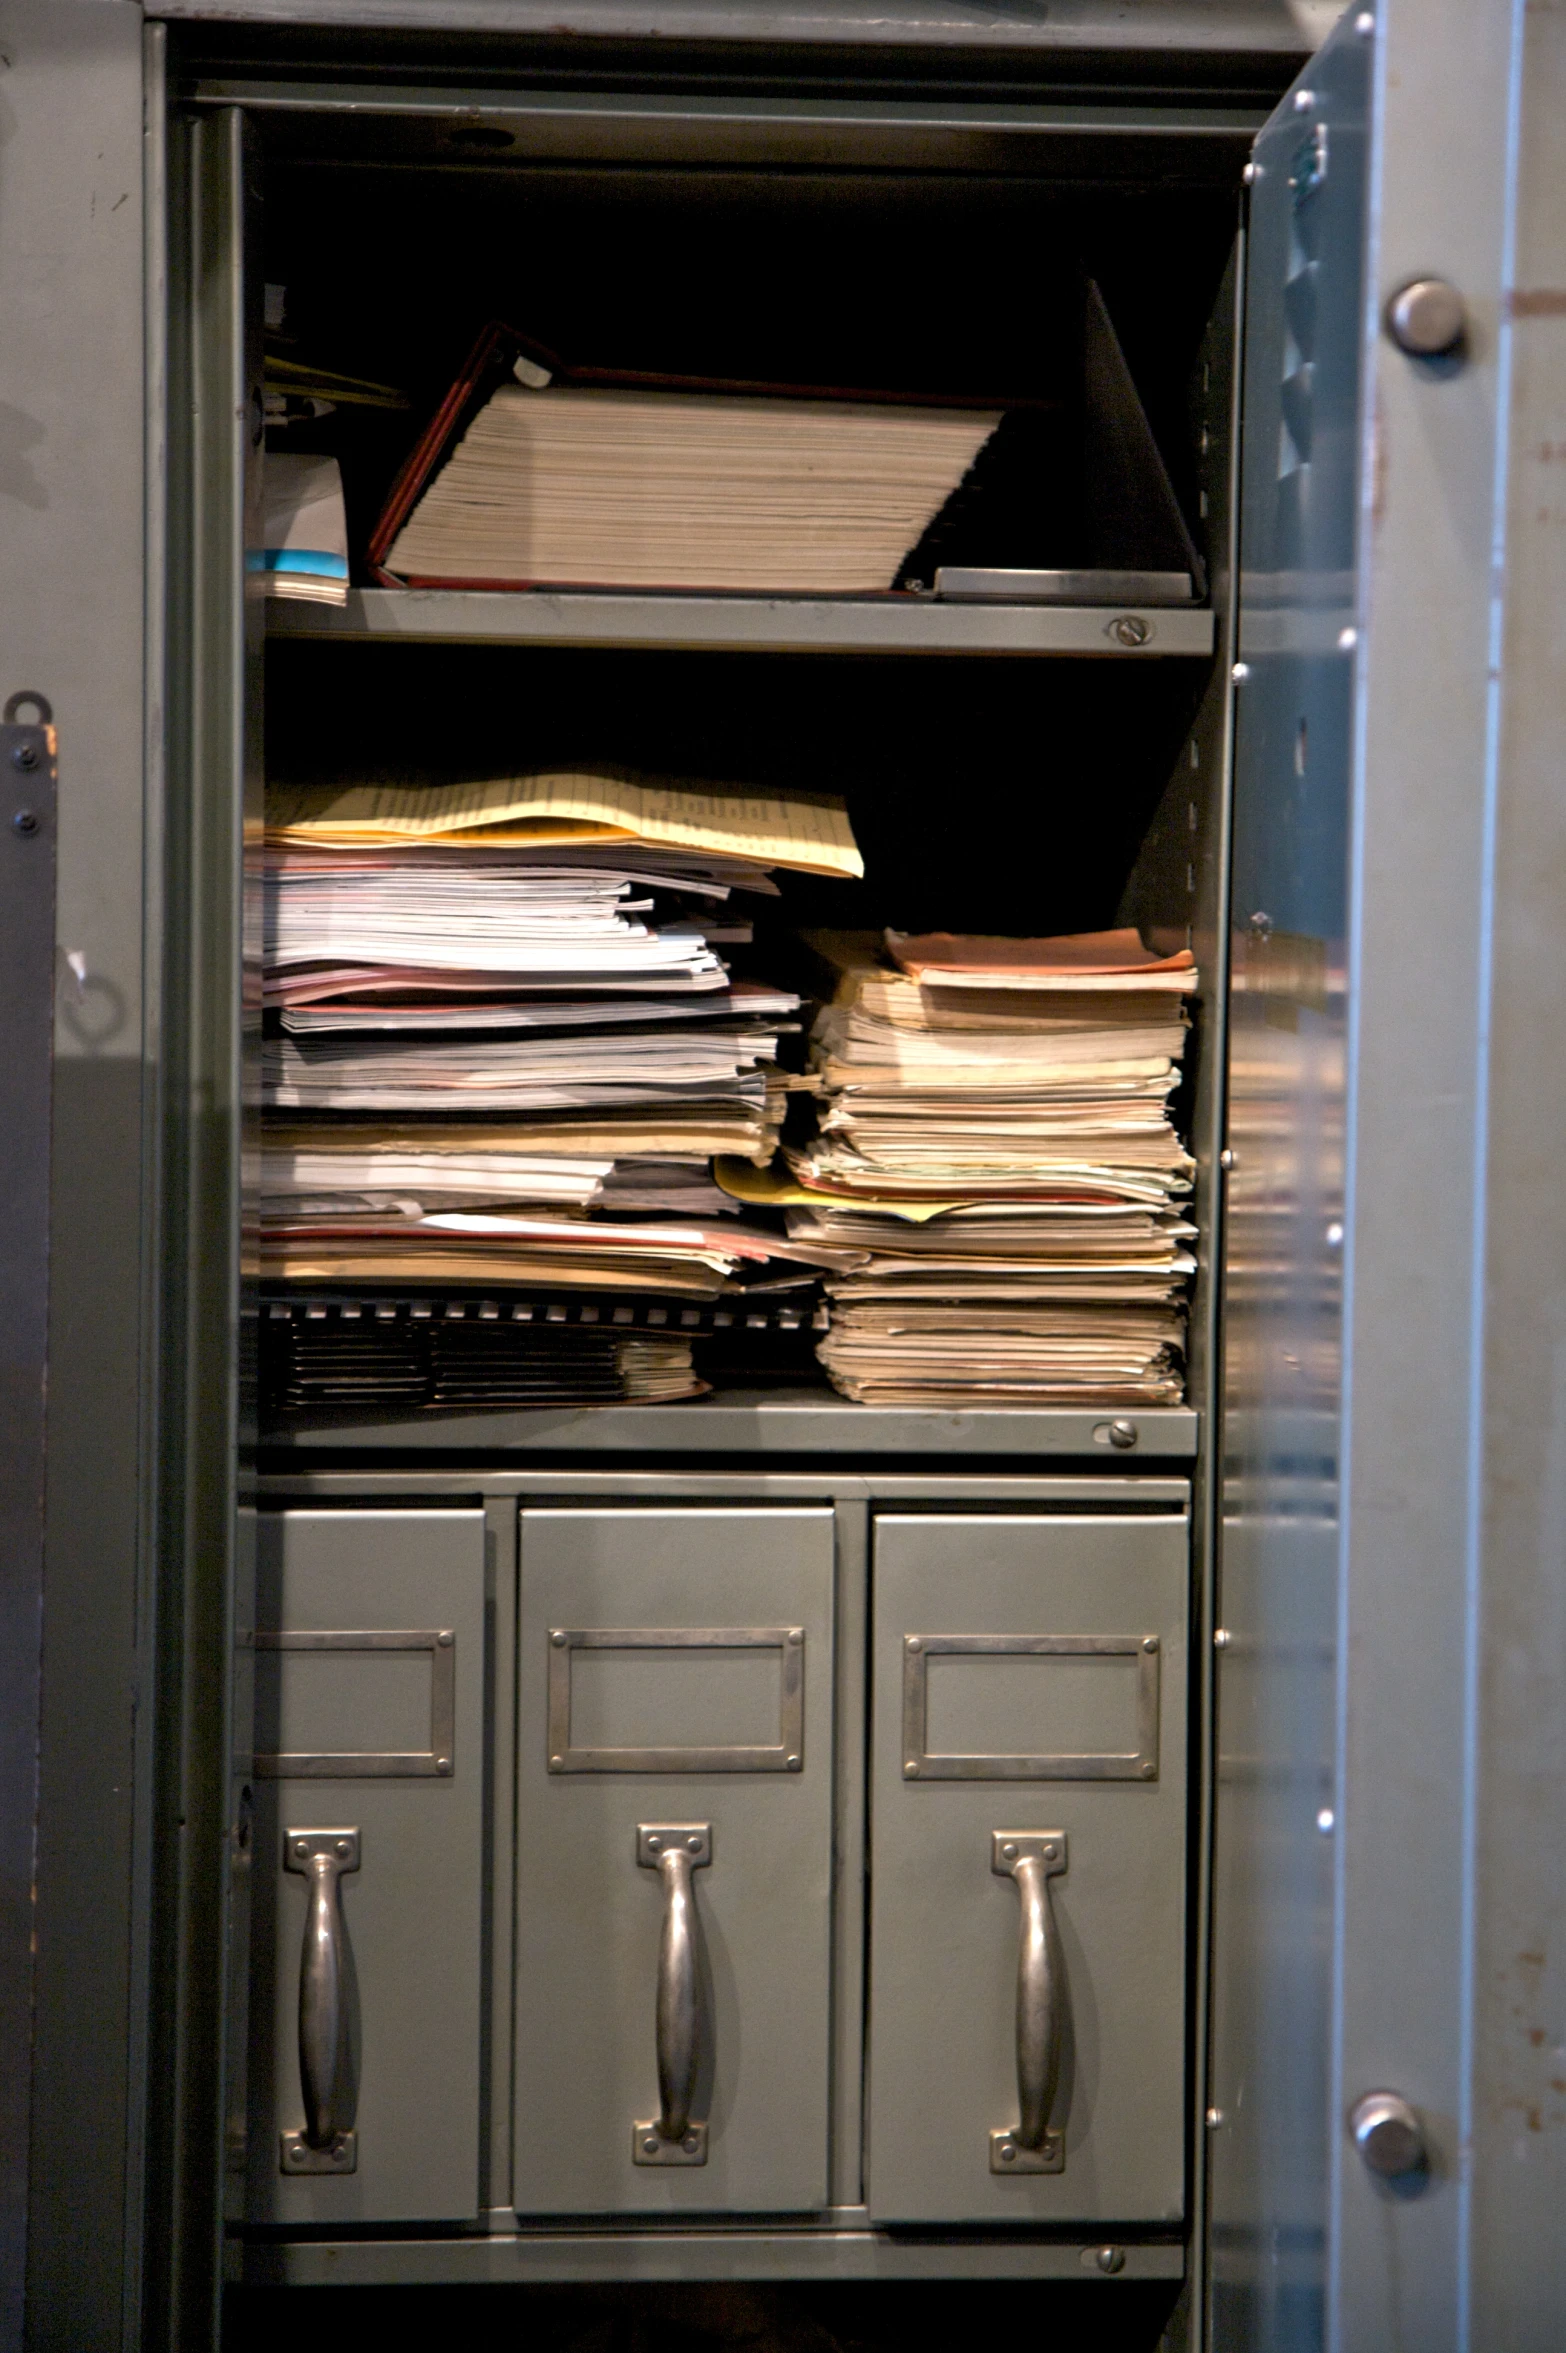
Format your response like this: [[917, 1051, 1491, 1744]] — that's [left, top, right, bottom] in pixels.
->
[[266, 588, 1216, 658]]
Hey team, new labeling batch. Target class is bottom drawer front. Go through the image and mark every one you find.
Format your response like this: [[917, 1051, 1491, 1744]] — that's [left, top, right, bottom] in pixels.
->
[[515, 1507, 835, 2216], [867, 1511, 1189, 2225], [247, 1509, 486, 2224]]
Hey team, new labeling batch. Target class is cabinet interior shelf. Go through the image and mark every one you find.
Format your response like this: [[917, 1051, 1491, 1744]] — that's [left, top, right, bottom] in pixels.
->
[[259, 1393, 1200, 1458], [266, 588, 1216, 660]]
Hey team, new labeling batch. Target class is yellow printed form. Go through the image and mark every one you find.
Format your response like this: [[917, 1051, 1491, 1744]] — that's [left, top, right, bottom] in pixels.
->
[[265, 768, 864, 879]]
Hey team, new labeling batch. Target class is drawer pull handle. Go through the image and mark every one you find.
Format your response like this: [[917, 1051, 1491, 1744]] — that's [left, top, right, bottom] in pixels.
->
[[990, 1830, 1067, 2174], [281, 1828, 360, 2173], [633, 1822, 711, 2165]]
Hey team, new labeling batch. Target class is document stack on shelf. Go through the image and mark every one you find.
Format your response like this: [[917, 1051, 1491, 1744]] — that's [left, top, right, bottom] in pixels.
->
[[766, 929, 1196, 1408], [258, 768, 865, 1407]]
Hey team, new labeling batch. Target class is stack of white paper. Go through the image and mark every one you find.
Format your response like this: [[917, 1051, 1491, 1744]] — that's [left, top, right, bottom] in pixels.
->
[[260, 774, 862, 1334], [384, 386, 1001, 594]]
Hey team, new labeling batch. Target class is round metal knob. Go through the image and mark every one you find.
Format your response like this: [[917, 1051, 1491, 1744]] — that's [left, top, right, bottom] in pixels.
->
[[1386, 278, 1466, 358], [1350, 2089, 1428, 2178]]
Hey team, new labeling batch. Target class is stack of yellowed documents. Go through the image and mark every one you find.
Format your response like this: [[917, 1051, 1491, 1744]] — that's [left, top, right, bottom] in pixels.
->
[[260, 769, 863, 1314], [772, 928, 1196, 1407]]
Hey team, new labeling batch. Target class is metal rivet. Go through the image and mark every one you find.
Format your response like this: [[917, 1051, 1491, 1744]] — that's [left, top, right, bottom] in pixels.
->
[[1386, 277, 1468, 359], [999, 2141, 1016, 2162], [335, 1841, 350, 1858], [684, 2134, 700, 2154], [643, 2136, 660, 2155], [905, 1761, 919, 1777], [1002, 1842, 1018, 1860], [1232, 661, 1251, 682], [1140, 1762, 1156, 1779], [1108, 1418, 1137, 1450], [294, 1840, 308, 1856], [436, 1756, 451, 1771], [437, 1630, 454, 1647], [687, 1836, 702, 1852], [647, 1836, 661, 1851], [1207, 2107, 1224, 2128], [12, 744, 39, 773], [1356, 8, 1374, 28], [1214, 1628, 1232, 1649], [549, 1754, 563, 1768], [12, 808, 38, 834], [1338, 626, 1358, 651], [786, 1754, 801, 1770], [1143, 1636, 1159, 1653], [1326, 1221, 1344, 1249], [1043, 1843, 1059, 1861], [1096, 2247, 1126, 2275], [1219, 1147, 1237, 1171], [905, 1636, 921, 1653], [1242, 160, 1260, 185], [1317, 1808, 1335, 1834], [787, 1628, 803, 1645], [550, 1630, 567, 1646], [1294, 87, 1315, 110]]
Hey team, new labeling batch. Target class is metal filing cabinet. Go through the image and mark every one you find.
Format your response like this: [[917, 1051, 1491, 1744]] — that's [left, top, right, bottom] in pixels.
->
[[866, 1513, 1188, 2225], [7, 0, 1561, 2344], [246, 1510, 487, 2223], [514, 1507, 836, 2215]]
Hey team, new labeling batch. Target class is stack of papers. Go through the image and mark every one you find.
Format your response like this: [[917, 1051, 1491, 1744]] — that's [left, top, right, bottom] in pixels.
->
[[260, 772, 864, 1336], [775, 930, 1196, 1407], [383, 385, 1001, 594]]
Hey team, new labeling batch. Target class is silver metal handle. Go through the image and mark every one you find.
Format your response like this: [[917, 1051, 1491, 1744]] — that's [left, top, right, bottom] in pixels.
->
[[284, 1829, 359, 2155], [634, 1823, 710, 2165], [990, 1831, 1068, 2174]]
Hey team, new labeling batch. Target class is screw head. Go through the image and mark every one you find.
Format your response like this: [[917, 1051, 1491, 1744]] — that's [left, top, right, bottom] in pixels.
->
[[335, 1840, 351, 1858], [1043, 1842, 1059, 1862], [1232, 660, 1251, 683], [12, 743, 39, 773], [1387, 277, 1467, 359], [1214, 1627, 1232, 1649], [550, 1630, 567, 1647], [904, 1761, 919, 1777], [787, 1628, 803, 1645], [436, 1756, 451, 1771], [998, 2141, 1016, 2163], [1108, 1418, 1137, 1450], [1096, 2246, 1126, 2275], [549, 1754, 563, 1768], [1356, 9, 1374, 30], [905, 1636, 921, 1654], [647, 1836, 661, 1852], [1242, 160, 1259, 186], [1293, 87, 1315, 111], [1002, 1842, 1018, 1861], [1108, 613, 1151, 648], [1206, 2107, 1224, 2128], [294, 1839, 309, 1857], [643, 2135, 660, 2155], [1143, 1636, 1159, 1653], [786, 1754, 801, 1770], [683, 2134, 700, 2154], [1219, 1147, 1237, 1171], [1140, 1762, 1156, 1779], [687, 1835, 701, 1852], [1317, 1808, 1336, 1833], [437, 1629, 454, 1647], [12, 808, 38, 834]]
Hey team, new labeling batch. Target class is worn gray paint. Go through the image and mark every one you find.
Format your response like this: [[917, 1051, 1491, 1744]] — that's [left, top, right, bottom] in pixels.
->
[[1468, 1, 1566, 2337], [866, 1512, 1189, 2225], [0, 5, 149, 2346], [148, 0, 1334, 54], [247, 1510, 487, 2223]]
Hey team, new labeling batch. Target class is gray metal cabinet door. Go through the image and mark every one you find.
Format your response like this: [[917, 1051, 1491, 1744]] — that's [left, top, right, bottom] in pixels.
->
[[866, 1511, 1188, 2224], [515, 1506, 834, 2215], [247, 1509, 486, 2224]]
